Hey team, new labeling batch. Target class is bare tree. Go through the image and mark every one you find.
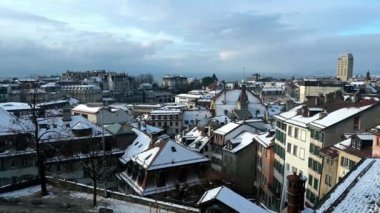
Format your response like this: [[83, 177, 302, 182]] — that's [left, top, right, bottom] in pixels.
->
[[28, 82, 48, 196], [79, 136, 114, 207]]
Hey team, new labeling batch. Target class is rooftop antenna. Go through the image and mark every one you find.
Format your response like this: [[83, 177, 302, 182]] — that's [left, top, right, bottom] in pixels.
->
[[242, 67, 245, 82]]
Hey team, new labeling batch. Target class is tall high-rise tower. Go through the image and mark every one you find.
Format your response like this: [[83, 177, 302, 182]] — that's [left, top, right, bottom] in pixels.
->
[[336, 53, 354, 81]]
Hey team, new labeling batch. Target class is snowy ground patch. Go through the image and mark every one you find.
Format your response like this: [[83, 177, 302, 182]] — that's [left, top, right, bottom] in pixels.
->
[[0, 185, 41, 198], [69, 191, 173, 213]]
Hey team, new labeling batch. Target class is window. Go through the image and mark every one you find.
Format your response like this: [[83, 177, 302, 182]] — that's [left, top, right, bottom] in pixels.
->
[[294, 128, 299, 138], [310, 143, 320, 156], [299, 148, 305, 160], [313, 177, 319, 190], [308, 175, 313, 186], [286, 163, 290, 171], [325, 174, 332, 186], [311, 129, 325, 142], [281, 123, 287, 131], [326, 158, 333, 165], [288, 126, 293, 137], [274, 143, 285, 160], [306, 189, 317, 203], [353, 116, 360, 130], [300, 130, 306, 141], [352, 139, 361, 149], [309, 158, 322, 173], [276, 121, 281, 128], [287, 143, 292, 153], [274, 160, 284, 175], [293, 145, 298, 156], [275, 130, 286, 144], [340, 157, 356, 169]]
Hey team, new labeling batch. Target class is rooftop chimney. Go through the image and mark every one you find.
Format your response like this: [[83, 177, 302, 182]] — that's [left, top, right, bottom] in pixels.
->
[[287, 172, 306, 213], [62, 108, 72, 121], [319, 111, 328, 119], [302, 105, 309, 117]]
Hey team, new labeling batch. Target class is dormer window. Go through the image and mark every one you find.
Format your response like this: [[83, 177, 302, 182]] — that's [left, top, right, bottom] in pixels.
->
[[351, 138, 361, 150]]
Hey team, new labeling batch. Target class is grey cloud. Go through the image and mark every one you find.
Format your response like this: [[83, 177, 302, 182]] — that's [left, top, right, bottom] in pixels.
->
[[0, 6, 66, 27]]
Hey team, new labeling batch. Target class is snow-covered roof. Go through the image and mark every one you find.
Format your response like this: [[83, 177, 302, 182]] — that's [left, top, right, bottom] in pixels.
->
[[150, 109, 181, 115], [344, 133, 374, 141], [184, 126, 203, 138], [253, 131, 274, 148], [183, 110, 212, 124], [213, 89, 267, 117], [262, 87, 284, 92], [36, 100, 68, 107], [0, 106, 34, 135], [224, 131, 256, 153], [131, 139, 209, 170], [41, 82, 59, 88], [67, 98, 79, 106], [316, 158, 380, 213], [37, 115, 109, 142], [275, 105, 325, 128], [333, 138, 352, 151], [268, 104, 285, 117], [108, 103, 130, 112], [211, 115, 231, 124], [275, 105, 302, 120], [72, 122, 91, 130], [175, 94, 203, 99], [198, 186, 267, 213], [188, 136, 210, 152], [120, 128, 151, 164], [309, 105, 374, 129], [213, 122, 240, 135], [72, 104, 101, 114], [0, 102, 32, 111], [130, 122, 164, 135]]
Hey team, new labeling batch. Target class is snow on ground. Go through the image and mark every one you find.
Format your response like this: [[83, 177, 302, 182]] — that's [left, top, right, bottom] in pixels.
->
[[0, 185, 41, 198], [70, 192, 174, 213]]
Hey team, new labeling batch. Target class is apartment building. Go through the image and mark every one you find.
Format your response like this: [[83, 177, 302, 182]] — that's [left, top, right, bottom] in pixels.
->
[[273, 96, 380, 209], [0, 107, 36, 186], [319, 133, 373, 198], [147, 109, 182, 136], [253, 131, 276, 210], [274, 105, 321, 210], [71, 104, 134, 125], [298, 80, 342, 102], [209, 121, 269, 172], [61, 85, 102, 103], [161, 75, 189, 93], [336, 53, 354, 82], [306, 100, 380, 206]]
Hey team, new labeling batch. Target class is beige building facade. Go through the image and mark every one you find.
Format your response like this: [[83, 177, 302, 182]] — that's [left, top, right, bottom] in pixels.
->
[[336, 53, 354, 82], [299, 81, 342, 102]]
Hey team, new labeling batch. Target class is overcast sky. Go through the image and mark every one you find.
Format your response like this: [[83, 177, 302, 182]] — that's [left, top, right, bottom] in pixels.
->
[[0, 0, 379, 79]]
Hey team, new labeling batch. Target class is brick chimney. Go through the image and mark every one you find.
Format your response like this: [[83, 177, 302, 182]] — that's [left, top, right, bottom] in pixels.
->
[[287, 172, 306, 213]]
